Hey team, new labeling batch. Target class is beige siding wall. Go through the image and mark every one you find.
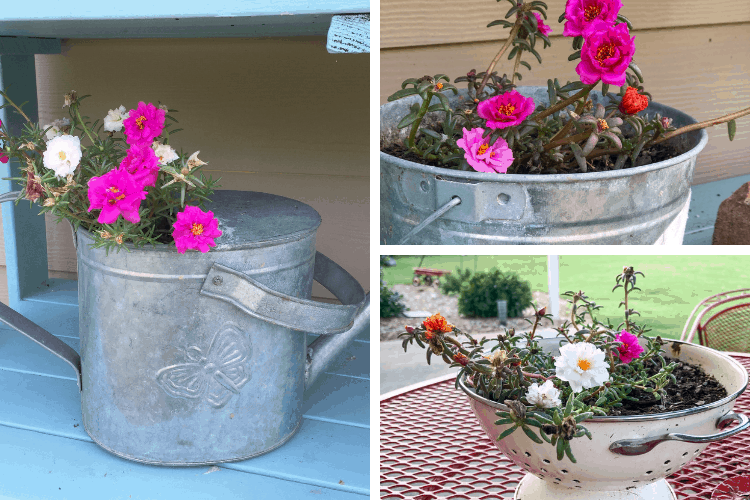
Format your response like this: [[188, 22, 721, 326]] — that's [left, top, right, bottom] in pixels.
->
[[381, 1, 750, 185], [0, 37, 369, 303]]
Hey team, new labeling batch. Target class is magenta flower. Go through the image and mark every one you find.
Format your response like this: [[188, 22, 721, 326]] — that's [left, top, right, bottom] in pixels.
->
[[456, 127, 514, 174], [576, 23, 635, 86], [533, 12, 553, 37], [615, 330, 644, 364], [87, 168, 147, 224], [122, 102, 165, 146], [120, 143, 160, 188], [477, 91, 535, 130], [172, 205, 223, 253], [0, 152, 8, 164], [563, 0, 622, 37]]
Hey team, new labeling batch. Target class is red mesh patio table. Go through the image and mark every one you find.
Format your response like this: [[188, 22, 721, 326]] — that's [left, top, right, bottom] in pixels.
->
[[380, 353, 750, 500]]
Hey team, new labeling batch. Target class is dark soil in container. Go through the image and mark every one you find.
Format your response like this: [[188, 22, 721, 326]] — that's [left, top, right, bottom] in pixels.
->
[[607, 359, 728, 416]]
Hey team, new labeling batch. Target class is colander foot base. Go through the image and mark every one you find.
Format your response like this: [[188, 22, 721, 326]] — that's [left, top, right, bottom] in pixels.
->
[[514, 473, 676, 500]]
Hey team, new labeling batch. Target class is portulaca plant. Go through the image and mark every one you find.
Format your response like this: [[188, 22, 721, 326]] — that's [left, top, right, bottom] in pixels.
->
[[386, 0, 749, 174], [399, 266, 679, 462], [0, 91, 222, 253]]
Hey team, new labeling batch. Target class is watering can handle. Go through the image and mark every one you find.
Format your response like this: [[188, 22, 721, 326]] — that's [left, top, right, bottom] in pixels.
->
[[199, 252, 369, 389], [200, 252, 366, 335]]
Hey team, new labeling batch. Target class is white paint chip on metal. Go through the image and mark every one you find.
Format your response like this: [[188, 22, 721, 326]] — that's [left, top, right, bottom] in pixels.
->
[[326, 14, 370, 54]]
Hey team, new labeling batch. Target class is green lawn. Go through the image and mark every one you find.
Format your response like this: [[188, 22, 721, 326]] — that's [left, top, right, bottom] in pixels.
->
[[381, 255, 750, 340]]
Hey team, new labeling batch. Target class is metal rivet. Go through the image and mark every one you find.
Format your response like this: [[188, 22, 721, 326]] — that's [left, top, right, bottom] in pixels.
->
[[497, 193, 510, 205], [213, 276, 223, 286]]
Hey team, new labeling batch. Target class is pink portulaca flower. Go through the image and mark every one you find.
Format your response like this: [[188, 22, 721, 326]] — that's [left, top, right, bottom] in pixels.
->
[[172, 205, 223, 254], [456, 127, 514, 174], [477, 91, 535, 130], [615, 330, 644, 364], [122, 102, 165, 146], [120, 143, 161, 188], [87, 168, 148, 224], [533, 12, 553, 37], [563, 0, 622, 37], [576, 23, 635, 86]]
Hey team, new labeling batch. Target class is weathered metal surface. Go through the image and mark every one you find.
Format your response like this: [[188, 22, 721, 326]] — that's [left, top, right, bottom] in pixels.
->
[[380, 87, 709, 245], [460, 339, 748, 497], [2, 190, 369, 466]]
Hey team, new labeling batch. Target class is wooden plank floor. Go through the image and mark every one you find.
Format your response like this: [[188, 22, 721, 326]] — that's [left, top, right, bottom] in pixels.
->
[[0, 294, 369, 499]]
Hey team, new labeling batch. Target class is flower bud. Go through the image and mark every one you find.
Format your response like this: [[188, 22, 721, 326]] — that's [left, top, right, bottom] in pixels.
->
[[405, 325, 414, 334], [63, 91, 77, 108], [504, 400, 527, 421], [661, 117, 672, 129]]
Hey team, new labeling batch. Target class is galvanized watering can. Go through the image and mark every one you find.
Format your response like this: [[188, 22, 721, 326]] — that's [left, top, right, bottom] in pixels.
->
[[0, 191, 369, 465]]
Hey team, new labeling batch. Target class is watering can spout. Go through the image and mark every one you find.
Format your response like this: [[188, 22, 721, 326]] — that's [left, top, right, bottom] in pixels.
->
[[306, 293, 370, 390]]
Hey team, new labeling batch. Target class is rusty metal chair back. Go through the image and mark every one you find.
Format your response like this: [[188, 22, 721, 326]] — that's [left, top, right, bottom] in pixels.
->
[[681, 289, 750, 353]]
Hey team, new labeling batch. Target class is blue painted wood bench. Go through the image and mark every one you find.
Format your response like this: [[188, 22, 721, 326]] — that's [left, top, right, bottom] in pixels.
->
[[0, 4, 369, 498]]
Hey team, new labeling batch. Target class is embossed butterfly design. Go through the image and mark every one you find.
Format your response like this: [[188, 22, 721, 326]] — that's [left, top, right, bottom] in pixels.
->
[[156, 325, 251, 409]]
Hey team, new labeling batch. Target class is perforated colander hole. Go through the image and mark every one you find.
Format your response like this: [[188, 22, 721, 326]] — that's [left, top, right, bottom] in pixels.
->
[[682, 452, 689, 456], [575, 486, 582, 489], [695, 449, 700, 454], [541, 468, 547, 473], [573, 480, 581, 484], [664, 460, 671, 464], [524, 463, 531, 468], [524, 452, 531, 457], [512, 449, 518, 455], [645, 471, 653, 475], [561, 470, 568, 474], [666, 468, 672, 473], [555, 478, 562, 482], [542, 459, 551, 464]]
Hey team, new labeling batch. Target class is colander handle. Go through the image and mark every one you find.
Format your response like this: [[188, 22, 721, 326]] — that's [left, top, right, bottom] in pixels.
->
[[609, 411, 750, 456]]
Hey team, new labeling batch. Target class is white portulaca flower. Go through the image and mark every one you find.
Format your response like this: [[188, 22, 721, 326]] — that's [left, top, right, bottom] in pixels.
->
[[152, 141, 179, 165], [525, 380, 562, 408], [554, 342, 609, 393], [103, 105, 129, 132], [43, 135, 82, 178], [42, 118, 71, 141]]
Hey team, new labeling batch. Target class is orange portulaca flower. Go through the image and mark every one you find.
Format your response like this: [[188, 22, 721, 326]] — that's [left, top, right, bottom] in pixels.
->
[[422, 313, 453, 334]]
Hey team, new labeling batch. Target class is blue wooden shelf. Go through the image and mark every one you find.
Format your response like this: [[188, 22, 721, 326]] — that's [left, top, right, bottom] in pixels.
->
[[0, 297, 370, 499], [0, 1, 369, 39]]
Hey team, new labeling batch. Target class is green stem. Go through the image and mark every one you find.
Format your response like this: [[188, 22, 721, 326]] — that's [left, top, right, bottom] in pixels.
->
[[533, 84, 597, 123], [511, 49, 523, 85], [408, 94, 432, 149], [74, 105, 101, 150], [477, 19, 524, 96], [0, 91, 32, 123]]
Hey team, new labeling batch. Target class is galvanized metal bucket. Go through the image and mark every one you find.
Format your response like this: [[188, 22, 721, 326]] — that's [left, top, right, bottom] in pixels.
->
[[0, 190, 369, 465], [380, 86, 708, 245]]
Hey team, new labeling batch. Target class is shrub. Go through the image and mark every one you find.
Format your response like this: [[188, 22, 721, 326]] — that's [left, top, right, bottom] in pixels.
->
[[440, 268, 473, 295], [380, 257, 407, 318], [458, 269, 532, 318]]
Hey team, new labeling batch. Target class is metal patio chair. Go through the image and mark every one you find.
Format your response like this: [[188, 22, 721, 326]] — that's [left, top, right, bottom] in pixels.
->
[[680, 289, 750, 353]]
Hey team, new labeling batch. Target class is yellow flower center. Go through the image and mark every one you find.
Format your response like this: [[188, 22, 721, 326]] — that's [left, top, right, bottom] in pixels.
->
[[497, 104, 516, 116], [595, 43, 616, 64], [477, 144, 490, 155], [191, 223, 204, 236], [58, 151, 67, 161], [435, 82, 444, 90], [598, 119, 609, 131], [108, 187, 120, 193], [577, 358, 592, 371], [584, 5, 602, 22], [136, 115, 147, 130]]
